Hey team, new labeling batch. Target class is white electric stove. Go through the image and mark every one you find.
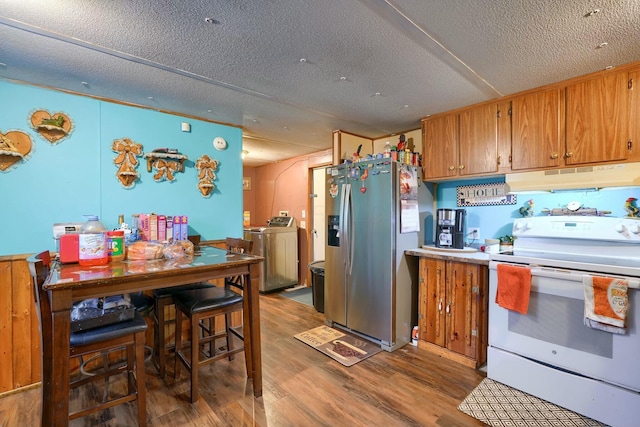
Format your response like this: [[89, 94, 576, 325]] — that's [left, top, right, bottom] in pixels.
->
[[488, 215, 640, 427]]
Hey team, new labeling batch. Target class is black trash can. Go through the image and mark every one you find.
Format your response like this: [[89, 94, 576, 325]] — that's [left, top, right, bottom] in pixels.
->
[[309, 260, 325, 313]]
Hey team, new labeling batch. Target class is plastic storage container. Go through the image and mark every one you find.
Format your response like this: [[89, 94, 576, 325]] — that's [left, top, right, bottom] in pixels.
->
[[309, 260, 325, 313], [78, 215, 108, 266], [107, 230, 125, 262]]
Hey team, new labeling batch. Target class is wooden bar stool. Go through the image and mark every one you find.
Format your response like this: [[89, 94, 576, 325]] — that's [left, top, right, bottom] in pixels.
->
[[172, 238, 252, 402], [152, 282, 213, 378], [28, 251, 147, 426]]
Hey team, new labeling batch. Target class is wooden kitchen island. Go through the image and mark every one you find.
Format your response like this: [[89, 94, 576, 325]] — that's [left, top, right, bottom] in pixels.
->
[[33, 245, 263, 427]]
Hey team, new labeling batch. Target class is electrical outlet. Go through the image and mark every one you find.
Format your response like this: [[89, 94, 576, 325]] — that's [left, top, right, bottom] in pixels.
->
[[467, 228, 480, 240]]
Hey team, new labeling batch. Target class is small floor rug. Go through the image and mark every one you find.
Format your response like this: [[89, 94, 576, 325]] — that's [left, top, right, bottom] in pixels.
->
[[280, 286, 313, 307], [458, 378, 608, 427], [294, 325, 382, 366]]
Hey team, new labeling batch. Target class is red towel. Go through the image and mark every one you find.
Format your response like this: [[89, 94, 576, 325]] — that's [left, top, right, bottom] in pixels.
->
[[496, 264, 532, 314]]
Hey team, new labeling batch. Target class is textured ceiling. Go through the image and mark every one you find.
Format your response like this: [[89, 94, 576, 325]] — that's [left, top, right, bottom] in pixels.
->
[[1, 1, 639, 166]]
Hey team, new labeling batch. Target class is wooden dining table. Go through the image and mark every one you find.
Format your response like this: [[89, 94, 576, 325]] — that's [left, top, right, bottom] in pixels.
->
[[40, 245, 264, 427]]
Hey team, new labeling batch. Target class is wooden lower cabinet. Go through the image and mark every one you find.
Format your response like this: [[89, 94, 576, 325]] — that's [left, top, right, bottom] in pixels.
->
[[418, 257, 488, 368]]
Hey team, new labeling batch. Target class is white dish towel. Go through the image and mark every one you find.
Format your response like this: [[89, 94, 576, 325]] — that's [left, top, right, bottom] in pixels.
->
[[583, 275, 629, 334]]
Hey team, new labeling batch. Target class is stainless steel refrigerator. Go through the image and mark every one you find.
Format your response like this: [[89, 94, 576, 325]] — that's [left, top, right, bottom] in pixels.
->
[[324, 159, 422, 351]]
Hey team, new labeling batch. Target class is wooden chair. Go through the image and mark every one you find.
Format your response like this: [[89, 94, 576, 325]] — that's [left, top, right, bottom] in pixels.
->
[[173, 238, 253, 403], [28, 251, 147, 426]]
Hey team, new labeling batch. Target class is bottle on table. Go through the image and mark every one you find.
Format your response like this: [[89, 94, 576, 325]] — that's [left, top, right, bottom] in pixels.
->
[[78, 215, 108, 266]]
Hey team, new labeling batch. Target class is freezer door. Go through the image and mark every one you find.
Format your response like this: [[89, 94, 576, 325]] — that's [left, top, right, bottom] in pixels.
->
[[324, 167, 347, 325], [346, 162, 394, 342]]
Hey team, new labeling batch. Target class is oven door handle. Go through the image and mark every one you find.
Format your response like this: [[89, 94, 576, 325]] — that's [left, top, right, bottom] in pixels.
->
[[530, 266, 640, 289]]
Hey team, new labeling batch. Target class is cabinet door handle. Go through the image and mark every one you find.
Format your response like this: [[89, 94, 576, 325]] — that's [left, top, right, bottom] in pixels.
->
[[550, 153, 559, 159], [565, 151, 573, 158], [448, 165, 455, 171], [458, 164, 465, 170], [446, 302, 451, 314], [438, 298, 443, 312]]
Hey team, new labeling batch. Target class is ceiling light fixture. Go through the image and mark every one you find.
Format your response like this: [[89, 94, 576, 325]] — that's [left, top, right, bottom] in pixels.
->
[[148, 96, 154, 100], [340, 76, 347, 81], [584, 9, 600, 17], [596, 42, 608, 49], [299, 58, 307, 63], [374, 92, 381, 96], [204, 17, 220, 24]]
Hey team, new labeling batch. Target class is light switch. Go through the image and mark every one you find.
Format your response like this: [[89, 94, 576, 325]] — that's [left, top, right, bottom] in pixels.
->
[[300, 220, 306, 229], [301, 209, 306, 218]]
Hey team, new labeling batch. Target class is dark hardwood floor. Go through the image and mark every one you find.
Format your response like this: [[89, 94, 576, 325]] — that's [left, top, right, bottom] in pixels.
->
[[0, 290, 486, 426]]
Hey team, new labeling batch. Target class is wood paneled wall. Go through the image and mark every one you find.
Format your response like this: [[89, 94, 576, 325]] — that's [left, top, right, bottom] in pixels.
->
[[0, 255, 41, 393]]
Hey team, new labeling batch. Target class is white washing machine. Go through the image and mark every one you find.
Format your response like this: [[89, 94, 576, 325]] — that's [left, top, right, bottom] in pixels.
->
[[244, 216, 298, 292]]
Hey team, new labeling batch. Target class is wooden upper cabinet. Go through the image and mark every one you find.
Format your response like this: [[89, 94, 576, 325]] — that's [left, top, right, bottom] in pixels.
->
[[422, 113, 458, 179], [511, 88, 564, 170], [459, 104, 499, 176], [422, 104, 500, 180], [630, 68, 640, 162], [565, 70, 630, 165]]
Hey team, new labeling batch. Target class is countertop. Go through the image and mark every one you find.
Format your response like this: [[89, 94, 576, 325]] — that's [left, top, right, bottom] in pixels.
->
[[406, 246, 490, 265]]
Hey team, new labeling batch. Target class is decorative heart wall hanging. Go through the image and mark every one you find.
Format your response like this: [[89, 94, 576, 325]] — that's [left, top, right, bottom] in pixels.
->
[[0, 130, 33, 172], [30, 109, 73, 143]]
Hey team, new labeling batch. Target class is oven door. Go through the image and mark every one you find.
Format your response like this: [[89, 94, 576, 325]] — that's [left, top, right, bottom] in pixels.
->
[[489, 261, 640, 392]]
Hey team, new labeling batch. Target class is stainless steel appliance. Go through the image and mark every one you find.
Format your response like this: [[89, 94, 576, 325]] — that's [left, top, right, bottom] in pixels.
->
[[244, 216, 298, 292], [488, 215, 640, 427], [325, 160, 421, 351], [435, 208, 465, 249]]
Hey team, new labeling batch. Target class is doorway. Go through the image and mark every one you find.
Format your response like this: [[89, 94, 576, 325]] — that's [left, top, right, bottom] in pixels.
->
[[311, 166, 326, 262]]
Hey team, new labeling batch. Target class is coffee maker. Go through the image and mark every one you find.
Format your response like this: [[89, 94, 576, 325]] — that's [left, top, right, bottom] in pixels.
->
[[435, 208, 466, 249]]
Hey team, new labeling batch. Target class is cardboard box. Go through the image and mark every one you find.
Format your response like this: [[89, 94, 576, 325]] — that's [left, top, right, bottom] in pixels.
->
[[139, 213, 149, 241], [166, 216, 173, 241], [173, 215, 182, 241], [158, 215, 166, 241], [149, 213, 158, 241], [180, 215, 188, 241]]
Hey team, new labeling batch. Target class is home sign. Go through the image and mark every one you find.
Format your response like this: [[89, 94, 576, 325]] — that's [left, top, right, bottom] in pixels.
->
[[457, 183, 516, 207]]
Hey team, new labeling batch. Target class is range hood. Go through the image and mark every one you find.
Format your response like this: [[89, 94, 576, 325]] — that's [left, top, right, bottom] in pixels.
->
[[505, 163, 640, 192]]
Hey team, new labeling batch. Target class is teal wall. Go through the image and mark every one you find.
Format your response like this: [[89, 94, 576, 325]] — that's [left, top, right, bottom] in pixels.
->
[[0, 80, 243, 256], [435, 177, 640, 246]]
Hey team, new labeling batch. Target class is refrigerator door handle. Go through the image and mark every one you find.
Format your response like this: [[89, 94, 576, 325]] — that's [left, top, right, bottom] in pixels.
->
[[340, 184, 351, 275], [340, 183, 349, 273], [345, 183, 354, 275]]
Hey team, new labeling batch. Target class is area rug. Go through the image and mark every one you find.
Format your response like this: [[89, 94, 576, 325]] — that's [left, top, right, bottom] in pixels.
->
[[280, 286, 313, 307], [294, 325, 382, 366], [458, 378, 608, 427]]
